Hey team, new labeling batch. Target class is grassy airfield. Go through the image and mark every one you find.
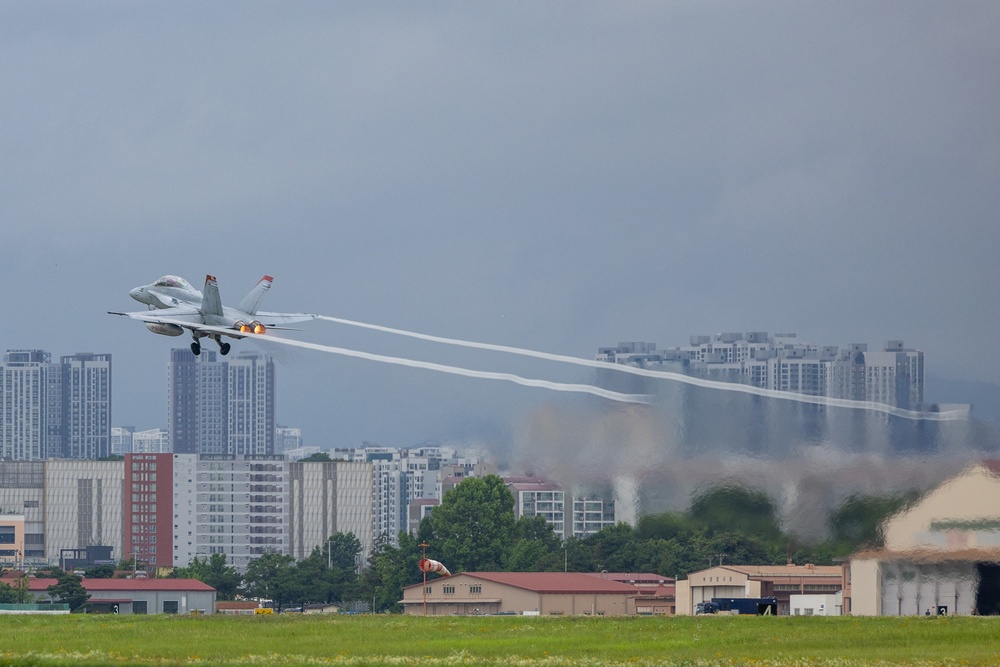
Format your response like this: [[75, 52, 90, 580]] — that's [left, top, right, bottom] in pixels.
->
[[0, 614, 997, 667]]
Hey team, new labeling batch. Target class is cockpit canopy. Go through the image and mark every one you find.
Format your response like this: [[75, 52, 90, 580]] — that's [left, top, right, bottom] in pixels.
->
[[153, 275, 193, 290]]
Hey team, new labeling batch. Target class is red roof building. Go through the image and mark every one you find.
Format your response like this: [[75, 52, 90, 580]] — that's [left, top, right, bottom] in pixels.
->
[[401, 572, 641, 616]]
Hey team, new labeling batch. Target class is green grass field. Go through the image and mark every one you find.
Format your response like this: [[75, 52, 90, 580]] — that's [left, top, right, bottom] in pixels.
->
[[1, 614, 997, 667]]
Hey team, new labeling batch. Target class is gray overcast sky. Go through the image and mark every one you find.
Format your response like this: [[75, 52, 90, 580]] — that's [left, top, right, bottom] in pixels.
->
[[2, 2, 998, 450]]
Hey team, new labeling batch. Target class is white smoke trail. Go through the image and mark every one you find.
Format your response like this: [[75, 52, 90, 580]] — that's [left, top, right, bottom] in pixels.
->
[[249, 332, 653, 405], [316, 315, 968, 421]]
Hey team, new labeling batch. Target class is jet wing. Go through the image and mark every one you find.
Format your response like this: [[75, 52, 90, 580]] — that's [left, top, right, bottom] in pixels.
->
[[252, 311, 319, 326], [108, 310, 252, 340], [108, 305, 201, 323]]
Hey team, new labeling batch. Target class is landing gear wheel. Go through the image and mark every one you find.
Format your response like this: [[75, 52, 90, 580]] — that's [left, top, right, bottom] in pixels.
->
[[191, 341, 201, 356], [220, 342, 231, 356]]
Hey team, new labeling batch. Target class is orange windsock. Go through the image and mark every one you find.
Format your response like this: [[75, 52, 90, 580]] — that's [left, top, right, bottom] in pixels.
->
[[418, 558, 451, 577]]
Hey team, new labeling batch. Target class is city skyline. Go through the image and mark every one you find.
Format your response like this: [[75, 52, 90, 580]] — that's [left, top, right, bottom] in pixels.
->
[[1, 4, 998, 450], [5, 329, 993, 460]]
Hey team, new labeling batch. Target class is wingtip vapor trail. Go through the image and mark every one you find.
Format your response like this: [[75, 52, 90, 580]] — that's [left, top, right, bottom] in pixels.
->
[[253, 333, 653, 405], [313, 315, 968, 422]]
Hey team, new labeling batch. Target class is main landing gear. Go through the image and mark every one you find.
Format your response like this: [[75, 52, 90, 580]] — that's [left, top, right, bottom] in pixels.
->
[[190, 337, 231, 356]]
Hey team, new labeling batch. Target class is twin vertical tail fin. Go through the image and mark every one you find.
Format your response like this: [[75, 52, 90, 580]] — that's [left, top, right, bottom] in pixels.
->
[[238, 275, 273, 316], [200, 275, 224, 317]]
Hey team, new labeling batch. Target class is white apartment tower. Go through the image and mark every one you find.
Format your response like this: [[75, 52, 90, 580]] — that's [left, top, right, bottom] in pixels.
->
[[599, 334, 925, 407], [168, 349, 275, 456], [43, 460, 123, 562], [2, 350, 112, 460], [287, 460, 374, 561], [60, 353, 112, 460], [173, 454, 288, 572], [1, 351, 54, 460]]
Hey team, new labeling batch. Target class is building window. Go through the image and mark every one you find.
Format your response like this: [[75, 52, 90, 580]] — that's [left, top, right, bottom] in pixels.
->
[[163, 600, 179, 614], [443, 586, 455, 594], [469, 585, 482, 594]]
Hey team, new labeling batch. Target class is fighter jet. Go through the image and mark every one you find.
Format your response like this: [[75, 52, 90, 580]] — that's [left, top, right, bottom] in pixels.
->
[[109, 274, 316, 356]]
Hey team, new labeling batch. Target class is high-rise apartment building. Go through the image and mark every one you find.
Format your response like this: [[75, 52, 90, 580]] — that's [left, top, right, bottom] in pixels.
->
[[111, 426, 135, 456], [59, 353, 112, 460], [275, 426, 303, 454], [505, 477, 617, 539], [598, 334, 925, 407], [172, 454, 288, 572], [287, 460, 374, 560], [227, 352, 275, 456], [124, 453, 173, 570], [133, 429, 170, 454], [3, 455, 379, 572], [1, 350, 111, 460], [168, 349, 274, 456], [1, 350, 55, 460], [43, 460, 123, 563]]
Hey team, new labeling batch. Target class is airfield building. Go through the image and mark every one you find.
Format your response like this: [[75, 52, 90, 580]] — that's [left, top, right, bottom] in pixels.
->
[[847, 460, 1000, 616]]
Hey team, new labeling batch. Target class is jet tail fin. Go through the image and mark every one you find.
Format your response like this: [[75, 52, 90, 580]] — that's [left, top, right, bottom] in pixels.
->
[[238, 275, 273, 315], [200, 275, 224, 317]]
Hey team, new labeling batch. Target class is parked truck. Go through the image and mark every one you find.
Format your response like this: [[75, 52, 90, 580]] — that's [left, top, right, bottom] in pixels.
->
[[696, 597, 778, 615]]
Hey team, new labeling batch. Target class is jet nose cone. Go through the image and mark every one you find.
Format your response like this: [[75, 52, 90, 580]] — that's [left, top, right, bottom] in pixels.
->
[[129, 287, 144, 301]]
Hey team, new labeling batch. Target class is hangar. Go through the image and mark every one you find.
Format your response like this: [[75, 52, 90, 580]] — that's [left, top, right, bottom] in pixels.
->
[[401, 572, 638, 616], [847, 460, 1000, 615]]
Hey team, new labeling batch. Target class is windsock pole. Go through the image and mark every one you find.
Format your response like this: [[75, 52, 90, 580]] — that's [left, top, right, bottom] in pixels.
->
[[419, 542, 428, 616]]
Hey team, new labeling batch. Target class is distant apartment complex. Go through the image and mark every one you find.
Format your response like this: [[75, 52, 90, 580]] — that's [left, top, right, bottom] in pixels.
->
[[342, 445, 491, 545], [506, 477, 617, 540], [598, 334, 924, 408], [168, 349, 275, 456], [1, 454, 374, 573], [1, 350, 111, 460]]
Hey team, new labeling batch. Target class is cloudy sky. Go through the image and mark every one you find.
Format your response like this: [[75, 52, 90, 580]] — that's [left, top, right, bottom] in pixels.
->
[[2, 2, 998, 451]]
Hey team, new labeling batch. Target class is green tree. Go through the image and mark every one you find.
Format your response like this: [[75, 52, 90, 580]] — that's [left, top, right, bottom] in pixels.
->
[[636, 511, 699, 541], [828, 491, 919, 551], [293, 534, 363, 605], [298, 452, 332, 462], [324, 532, 363, 572], [0, 575, 33, 604], [688, 485, 783, 542], [84, 564, 115, 579], [587, 523, 639, 572], [358, 533, 423, 613], [242, 553, 299, 611], [431, 475, 515, 572], [171, 553, 243, 600], [504, 515, 562, 572], [46, 570, 90, 612]]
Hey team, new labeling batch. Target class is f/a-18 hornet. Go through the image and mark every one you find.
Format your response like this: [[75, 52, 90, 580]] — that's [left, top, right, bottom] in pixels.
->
[[109, 274, 316, 356]]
